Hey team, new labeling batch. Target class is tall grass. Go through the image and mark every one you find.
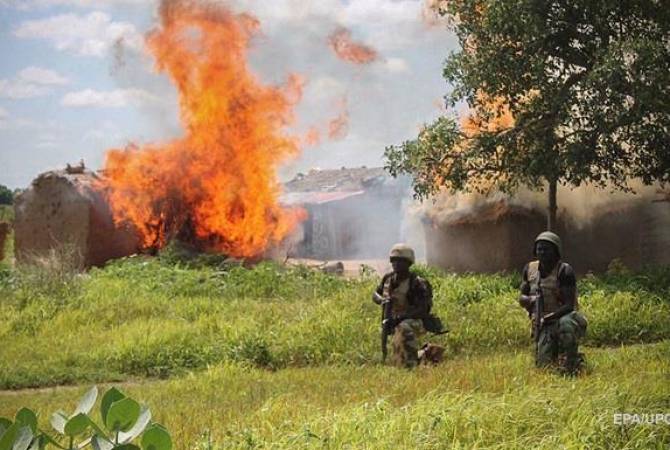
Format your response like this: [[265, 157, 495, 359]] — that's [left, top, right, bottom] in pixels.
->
[[1, 343, 668, 449], [1, 257, 669, 389]]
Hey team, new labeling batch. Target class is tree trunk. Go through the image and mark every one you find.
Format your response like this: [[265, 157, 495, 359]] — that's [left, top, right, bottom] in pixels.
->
[[547, 178, 557, 231]]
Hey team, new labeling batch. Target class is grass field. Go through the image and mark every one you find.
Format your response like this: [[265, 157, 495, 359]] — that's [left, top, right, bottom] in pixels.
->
[[1, 253, 669, 448]]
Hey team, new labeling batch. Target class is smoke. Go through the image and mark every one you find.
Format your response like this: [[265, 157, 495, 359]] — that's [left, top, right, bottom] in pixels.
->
[[327, 96, 349, 140], [421, 0, 449, 27], [420, 181, 661, 229]]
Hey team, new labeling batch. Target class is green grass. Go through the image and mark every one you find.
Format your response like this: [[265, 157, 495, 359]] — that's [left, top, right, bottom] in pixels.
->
[[0, 342, 668, 449], [1, 258, 670, 389], [1, 257, 669, 447]]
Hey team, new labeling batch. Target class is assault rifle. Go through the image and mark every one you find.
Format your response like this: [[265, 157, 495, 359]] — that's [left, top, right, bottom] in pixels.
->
[[373, 292, 395, 362], [533, 287, 545, 343]]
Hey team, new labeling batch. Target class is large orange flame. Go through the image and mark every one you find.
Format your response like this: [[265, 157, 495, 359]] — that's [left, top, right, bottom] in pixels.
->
[[328, 26, 378, 65], [102, 0, 305, 258]]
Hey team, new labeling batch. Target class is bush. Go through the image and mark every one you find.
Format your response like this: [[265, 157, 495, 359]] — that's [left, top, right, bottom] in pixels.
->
[[0, 386, 171, 450]]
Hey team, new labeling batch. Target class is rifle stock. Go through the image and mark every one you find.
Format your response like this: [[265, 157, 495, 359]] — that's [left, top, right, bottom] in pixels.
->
[[374, 292, 395, 362], [533, 287, 544, 343]]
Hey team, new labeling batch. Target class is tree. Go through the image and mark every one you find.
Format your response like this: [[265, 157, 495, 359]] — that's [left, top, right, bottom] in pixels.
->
[[0, 184, 13, 205], [385, 0, 670, 230]]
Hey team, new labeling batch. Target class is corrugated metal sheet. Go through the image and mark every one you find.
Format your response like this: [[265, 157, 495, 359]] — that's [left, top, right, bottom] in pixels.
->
[[280, 190, 365, 206]]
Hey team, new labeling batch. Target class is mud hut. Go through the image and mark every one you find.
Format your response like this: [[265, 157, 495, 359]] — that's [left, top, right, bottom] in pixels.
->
[[14, 167, 139, 267], [424, 198, 670, 273], [423, 201, 546, 273], [563, 201, 670, 273], [281, 167, 408, 259]]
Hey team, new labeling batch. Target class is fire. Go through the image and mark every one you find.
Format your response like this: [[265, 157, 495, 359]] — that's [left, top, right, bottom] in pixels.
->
[[102, 0, 305, 258], [328, 27, 377, 65], [460, 93, 514, 137]]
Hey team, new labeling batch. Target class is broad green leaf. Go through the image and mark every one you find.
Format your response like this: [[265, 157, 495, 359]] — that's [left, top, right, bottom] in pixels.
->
[[140, 424, 171, 450], [100, 389, 126, 425], [105, 399, 140, 433], [118, 408, 151, 444], [11, 426, 32, 450], [14, 410, 37, 434], [74, 387, 98, 416], [50, 411, 68, 435], [112, 445, 139, 450], [0, 418, 12, 438], [64, 414, 89, 437], [0, 424, 19, 450], [91, 436, 113, 450]]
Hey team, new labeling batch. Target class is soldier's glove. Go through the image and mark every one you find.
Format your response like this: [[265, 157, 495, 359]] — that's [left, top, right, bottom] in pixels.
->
[[382, 317, 397, 333]]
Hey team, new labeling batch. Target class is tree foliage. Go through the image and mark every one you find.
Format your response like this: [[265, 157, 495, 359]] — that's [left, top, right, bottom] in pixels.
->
[[385, 0, 670, 225], [0, 185, 12, 205]]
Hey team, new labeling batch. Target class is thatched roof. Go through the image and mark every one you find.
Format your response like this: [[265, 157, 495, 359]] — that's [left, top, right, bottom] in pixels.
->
[[430, 200, 544, 227]]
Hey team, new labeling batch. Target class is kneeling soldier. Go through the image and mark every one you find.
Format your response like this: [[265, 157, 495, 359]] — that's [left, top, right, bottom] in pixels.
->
[[519, 231, 588, 374], [373, 243, 432, 368]]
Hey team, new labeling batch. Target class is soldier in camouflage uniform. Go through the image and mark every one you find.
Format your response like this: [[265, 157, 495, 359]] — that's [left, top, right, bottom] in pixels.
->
[[519, 231, 588, 374], [373, 244, 432, 368]]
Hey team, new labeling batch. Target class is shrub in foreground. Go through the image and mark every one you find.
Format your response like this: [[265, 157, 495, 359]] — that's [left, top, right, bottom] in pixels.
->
[[0, 386, 171, 450]]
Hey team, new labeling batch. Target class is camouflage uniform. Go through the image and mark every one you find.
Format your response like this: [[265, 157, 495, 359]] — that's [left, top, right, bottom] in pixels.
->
[[376, 271, 431, 368], [524, 260, 587, 367], [520, 232, 588, 372]]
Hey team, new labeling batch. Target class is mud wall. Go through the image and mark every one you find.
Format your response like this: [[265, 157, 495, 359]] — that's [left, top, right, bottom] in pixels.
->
[[424, 208, 546, 273], [14, 170, 139, 267], [425, 201, 670, 274]]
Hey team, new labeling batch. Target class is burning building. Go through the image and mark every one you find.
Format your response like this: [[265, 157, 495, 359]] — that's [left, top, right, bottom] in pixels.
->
[[281, 167, 409, 259], [13, 167, 139, 268], [423, 201, 546, 273], [423, 197, 670, 274]]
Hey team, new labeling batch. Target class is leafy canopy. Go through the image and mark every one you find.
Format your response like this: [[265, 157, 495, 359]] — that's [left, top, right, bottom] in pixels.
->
[[386, 0, 670, 200]]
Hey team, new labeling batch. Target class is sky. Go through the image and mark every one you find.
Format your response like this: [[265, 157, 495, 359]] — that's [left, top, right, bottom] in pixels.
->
[[0, 0, 458, 189]]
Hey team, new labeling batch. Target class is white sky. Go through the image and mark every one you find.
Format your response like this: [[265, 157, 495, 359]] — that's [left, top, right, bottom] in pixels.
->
[[0, 0, 457, 188]]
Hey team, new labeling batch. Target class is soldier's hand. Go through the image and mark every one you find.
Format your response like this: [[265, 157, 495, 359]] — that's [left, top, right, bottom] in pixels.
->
[[519, 294, 536, 310]]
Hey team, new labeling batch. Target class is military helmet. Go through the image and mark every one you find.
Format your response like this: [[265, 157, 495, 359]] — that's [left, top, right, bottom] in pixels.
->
[[534, 231, 562, 257], [389, 243, 415, 264]]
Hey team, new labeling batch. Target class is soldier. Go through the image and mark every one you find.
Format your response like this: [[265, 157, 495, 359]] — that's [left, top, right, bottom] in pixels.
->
[[373, 243, 432, 368], [519, 231, 588, 374]]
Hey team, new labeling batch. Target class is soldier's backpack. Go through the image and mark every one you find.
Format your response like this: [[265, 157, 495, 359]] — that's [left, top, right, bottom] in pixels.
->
[[412, 275, 447, 334]]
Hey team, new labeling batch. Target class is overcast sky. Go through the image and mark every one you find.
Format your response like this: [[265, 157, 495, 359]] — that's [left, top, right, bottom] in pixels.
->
[[0, 0, 457, 189]]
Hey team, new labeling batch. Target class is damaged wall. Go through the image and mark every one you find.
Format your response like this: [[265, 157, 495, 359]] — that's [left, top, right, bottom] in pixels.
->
[[424, 197, 670, 274], [424, 201, 546, 273], [14, 169, 139, 268]]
